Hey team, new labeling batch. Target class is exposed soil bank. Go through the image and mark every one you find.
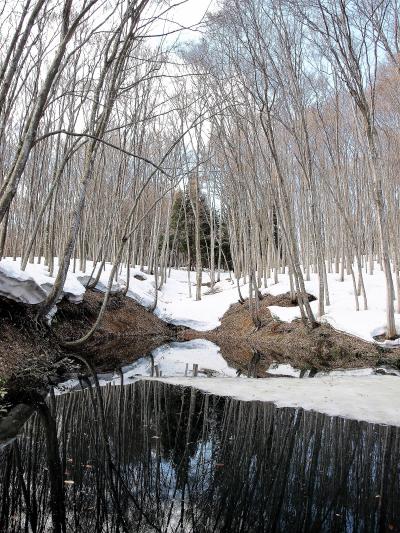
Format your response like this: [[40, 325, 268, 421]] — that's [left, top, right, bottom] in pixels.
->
[[1, 290, 399, 407], [0, 290, 176, 403], [181, 293, 400, 376]]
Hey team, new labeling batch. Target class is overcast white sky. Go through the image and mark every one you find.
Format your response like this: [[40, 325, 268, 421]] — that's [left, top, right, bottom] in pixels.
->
[[158, 0, 218, 43], [172, 0, 216, 25]]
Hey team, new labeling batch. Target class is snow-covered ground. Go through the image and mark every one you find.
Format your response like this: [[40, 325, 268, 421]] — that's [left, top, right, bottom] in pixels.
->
[[0, 257, 243, 329], [1, 256, 400, 344], [153, 375, 400, 427], [0, 257, 86, 305], [267, 267, 400, 345]]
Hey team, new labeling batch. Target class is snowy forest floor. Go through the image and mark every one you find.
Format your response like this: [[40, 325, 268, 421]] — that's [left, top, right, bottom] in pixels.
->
[[1, 286, 399, 408]]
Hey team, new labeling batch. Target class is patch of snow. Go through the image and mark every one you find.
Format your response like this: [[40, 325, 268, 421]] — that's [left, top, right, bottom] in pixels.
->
[[153, 375, 400, 427], [126, 286, 154, 308], [55, 379, 82, 394], [0, 258, 85, 305], [314, 368, 375, 378], [265, 266, 400, 344], [63, 272, 87, 303], [377, 337, 400, 347], [375, 366, 400, 377], [266, 363, 302, 378], [269, 306, 304, 323], [152, 271, 242, 331], [265, 364, 400, 379], [0, 260, 48, 304]]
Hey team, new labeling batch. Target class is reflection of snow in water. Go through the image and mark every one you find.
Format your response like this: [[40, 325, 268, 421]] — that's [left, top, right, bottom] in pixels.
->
[[54, 341, 400, 426], [56, 339, 400, 386], [266, 363, 303, 378], [121, 339, 237, 379], [55, 340, 236, 394]]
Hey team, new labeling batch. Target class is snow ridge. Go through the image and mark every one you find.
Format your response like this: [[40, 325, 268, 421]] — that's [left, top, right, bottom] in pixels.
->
[[1, 257, 400, 345]]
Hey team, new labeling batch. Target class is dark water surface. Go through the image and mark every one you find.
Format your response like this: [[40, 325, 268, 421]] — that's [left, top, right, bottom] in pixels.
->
[[0, 380, 399, 532]]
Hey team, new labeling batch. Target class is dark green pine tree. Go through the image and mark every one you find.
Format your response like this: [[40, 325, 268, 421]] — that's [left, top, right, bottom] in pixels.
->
[[169, 189, 232, 271]]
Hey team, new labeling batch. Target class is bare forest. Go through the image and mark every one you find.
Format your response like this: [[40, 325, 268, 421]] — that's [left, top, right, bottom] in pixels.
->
[[1, 3, 400, 532], [1, 0, 400, 344]]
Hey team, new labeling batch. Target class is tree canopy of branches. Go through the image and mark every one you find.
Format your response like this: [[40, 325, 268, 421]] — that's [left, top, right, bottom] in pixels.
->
[[179, 0, 400, 337]]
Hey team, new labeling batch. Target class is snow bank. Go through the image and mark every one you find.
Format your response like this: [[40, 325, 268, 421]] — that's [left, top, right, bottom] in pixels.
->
[[0, 257, 153, 308], [153, 271, 244, 330], [0, 260, 48, 304], [153, 375, 400, 427], [0, 258, 85, 305], [2, 256, 400, 346], [266, 266, 400, 344]]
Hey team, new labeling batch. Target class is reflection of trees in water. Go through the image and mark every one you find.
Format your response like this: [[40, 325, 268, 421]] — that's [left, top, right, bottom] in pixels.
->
[[0, 380, 399, 532]]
